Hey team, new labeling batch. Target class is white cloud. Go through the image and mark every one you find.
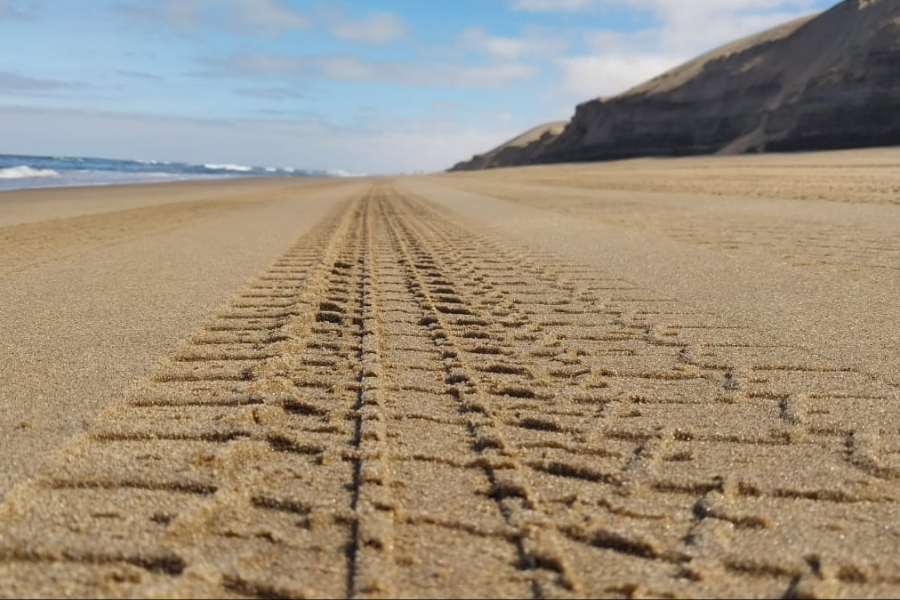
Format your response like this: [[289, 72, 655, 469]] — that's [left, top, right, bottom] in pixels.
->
[[0, 71, 68, 92], [656, 9, 812, 55], [558, 54, 680, 98], [429, 102, 516, 126], [460, 26, 567, 59], [314, 56, 376, 81], [204, 53, 537, 88], [461, 27, 531, 59], [0, 104, 519, 174], [505, 0, 597, 11], [197, 24, 556, 93], [0, 0, 30, 19], [504, 0, 820, 15], [544, 0, 822, 98], [0, 71, 84, 96], [582, 29, 658, 54], [500, 0, 821, 56], [329, 13, 409, 44], [210, 54, 305, 76], [557, 28, 685, 97], [116, 0, 307, 37], [227, 0, 307, 35], [118, 2, 410, 44], [233, 87, 305, 100]]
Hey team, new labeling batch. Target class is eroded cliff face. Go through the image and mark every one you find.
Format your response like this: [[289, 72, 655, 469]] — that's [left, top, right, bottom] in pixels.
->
[[764, 8, 900, 152], [450, 122, 567, 171], [452, 0, 900, 170]]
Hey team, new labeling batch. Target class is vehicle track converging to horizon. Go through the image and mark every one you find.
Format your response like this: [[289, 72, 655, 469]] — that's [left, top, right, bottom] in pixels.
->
[[1, 183, 900, 598]]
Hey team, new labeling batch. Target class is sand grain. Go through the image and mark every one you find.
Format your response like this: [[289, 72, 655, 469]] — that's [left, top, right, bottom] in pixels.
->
[[1, 170, 899, 597]]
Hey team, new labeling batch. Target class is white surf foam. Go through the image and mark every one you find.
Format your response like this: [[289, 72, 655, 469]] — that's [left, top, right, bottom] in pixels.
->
[[327, 169, 364, 178], [0, 166, 61, 179], [203, 163, 253, 172]]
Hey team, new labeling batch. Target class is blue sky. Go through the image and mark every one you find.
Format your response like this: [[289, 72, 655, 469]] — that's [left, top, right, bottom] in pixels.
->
[[0, 0, 835, 173]]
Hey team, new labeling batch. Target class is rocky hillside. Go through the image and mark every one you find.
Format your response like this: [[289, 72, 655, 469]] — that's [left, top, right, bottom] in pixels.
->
[[450, 122, 567, 171], [451, 0, 900, 171]]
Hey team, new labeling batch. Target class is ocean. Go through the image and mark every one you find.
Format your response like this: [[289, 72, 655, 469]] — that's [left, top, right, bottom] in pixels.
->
[[0, 154, 335, 192]]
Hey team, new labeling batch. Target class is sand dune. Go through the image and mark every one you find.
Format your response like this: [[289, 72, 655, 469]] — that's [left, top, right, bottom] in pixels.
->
[[2, 160, 900, 597], [450, 122, 567, 171], [453, 0, 900, 170]]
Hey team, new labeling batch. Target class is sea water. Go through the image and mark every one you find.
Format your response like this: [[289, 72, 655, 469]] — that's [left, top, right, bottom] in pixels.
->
[[0, 154, 332, 191]]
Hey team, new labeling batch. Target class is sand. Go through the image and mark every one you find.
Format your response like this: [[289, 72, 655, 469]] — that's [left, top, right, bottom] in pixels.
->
[[0, 178, 365, 496], [445, 147, 900, 205], [1, 152, 900, 598]]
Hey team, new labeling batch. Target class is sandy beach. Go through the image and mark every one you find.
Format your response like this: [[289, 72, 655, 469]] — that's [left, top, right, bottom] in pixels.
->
[[1, 149, 899, 597], [0, 178, 365, 497]]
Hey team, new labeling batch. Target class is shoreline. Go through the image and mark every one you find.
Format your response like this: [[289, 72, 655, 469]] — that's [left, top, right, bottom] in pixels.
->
[[0, 173, 334, 194]]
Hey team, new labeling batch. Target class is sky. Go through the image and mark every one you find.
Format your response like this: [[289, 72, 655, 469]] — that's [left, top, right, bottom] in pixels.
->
[[0, 0, 836, 174]]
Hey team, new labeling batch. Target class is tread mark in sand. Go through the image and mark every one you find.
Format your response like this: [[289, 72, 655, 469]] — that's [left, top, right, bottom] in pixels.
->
[[1, 183, 900, 598]]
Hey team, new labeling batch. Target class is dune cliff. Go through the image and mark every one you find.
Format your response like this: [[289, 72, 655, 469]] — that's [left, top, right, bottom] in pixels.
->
[[451, 0, 900, 170]]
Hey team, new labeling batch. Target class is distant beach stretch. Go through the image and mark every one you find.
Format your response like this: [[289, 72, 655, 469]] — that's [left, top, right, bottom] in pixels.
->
[[0, 154, 350, 192]]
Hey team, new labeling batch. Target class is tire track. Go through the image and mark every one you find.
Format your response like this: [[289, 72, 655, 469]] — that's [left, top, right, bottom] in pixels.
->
[[353, 188, 531, 598], [2, 182, 900, 598], [0, 192, 364, 598], [380, 196, 581, 597], [389, 185, 900, 598], [347, 192, 396, 598]]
